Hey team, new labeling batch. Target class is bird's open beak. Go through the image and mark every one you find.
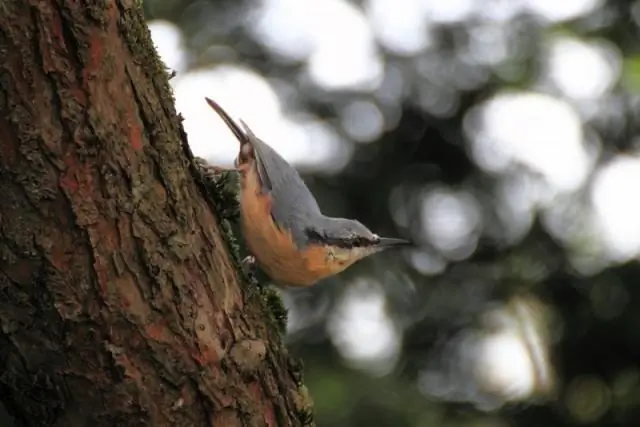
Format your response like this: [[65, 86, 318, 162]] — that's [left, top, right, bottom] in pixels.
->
[[377, 237, 412, 248]]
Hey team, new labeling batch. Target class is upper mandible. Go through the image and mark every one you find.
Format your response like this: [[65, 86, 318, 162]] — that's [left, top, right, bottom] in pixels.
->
[[205, 97, 323, 248]]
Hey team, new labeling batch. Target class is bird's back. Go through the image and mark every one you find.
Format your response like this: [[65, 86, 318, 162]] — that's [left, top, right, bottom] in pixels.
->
[[246, 134, 323, 248]]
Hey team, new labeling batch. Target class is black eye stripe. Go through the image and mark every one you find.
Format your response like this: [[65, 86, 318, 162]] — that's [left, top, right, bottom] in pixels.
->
[[305, 229, 377, 249]]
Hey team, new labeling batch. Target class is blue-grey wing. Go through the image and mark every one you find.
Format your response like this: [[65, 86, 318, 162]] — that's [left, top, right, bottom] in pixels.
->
[[203, 98, 320, 245], [242, 123, 322, 248]]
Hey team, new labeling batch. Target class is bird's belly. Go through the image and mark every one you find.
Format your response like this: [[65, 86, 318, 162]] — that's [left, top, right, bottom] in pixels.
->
[[241, 217, 322, 286], [239, 195, 320, 286], [238, 165, 349, 286]]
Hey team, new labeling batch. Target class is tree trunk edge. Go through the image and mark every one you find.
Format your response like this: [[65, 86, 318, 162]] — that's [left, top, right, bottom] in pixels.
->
[[0, 1, 313, 426]]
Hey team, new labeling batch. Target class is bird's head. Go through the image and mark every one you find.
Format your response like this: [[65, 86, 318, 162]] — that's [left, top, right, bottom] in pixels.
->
[[306, 217, 411, 268]]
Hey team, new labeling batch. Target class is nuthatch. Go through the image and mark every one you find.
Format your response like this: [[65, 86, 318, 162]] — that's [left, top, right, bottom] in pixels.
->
[[204, 97, 411, 286]]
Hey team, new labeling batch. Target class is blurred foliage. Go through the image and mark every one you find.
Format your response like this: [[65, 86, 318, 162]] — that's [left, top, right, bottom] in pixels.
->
[[140, 1, 640, 426]]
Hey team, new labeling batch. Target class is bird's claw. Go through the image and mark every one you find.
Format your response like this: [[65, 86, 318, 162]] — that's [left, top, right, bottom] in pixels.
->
[[193, 157, 236, 178], [207, 165, 234, 174], [203, 164, 234, 178], [241, 255, 257, 277]]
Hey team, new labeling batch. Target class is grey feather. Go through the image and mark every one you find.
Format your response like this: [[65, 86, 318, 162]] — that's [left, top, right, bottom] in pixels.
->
[[241, 126, 324, 247]]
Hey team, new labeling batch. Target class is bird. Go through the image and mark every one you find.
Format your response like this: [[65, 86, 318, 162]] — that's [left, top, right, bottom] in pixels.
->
[[204, 97, 411, 286]]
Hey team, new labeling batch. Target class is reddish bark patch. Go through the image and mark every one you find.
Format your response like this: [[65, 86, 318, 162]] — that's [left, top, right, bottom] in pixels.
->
[[69, 87, 88, 106], [106, 0, 117, 22], [145, 321, 170, 343], [249, 381, 276, 427], [215, 381, 235, 407], [94, 258, 109, 298], [192, 347, 219, 366], [114, 353, 142, 385], [59, 170, 78, 193], [179, 384, 193, 406], [40, 1, 65, 70], [127, 100, 143, 151], [99, 219, 119, 250], [120, 295, 130, 308], [46, 0, 64, 47], [82, 31, 104, 82], [264, 402, 276, 427], [249, 381, 261, 400], [59, 153, 81, 193], [209, 409, 242, 427], [59, 153, 98, 216], [192, 351, 207, 366]]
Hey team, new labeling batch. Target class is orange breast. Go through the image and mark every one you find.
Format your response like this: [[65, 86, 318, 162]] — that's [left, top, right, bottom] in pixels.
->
[[239, 165, 350, 286]]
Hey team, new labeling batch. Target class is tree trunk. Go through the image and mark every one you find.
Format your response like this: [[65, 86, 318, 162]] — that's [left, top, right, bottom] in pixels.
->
[[0, 1, 311, 426]]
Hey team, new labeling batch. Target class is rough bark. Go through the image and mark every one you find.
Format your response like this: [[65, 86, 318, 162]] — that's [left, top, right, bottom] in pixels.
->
[[0, 1, 311, 426]]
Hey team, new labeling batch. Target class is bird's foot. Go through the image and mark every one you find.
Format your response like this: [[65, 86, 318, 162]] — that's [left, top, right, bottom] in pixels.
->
[[241, 255, 257, 278], [194, 157, 237, 178], [207, 165, 237, 174]]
